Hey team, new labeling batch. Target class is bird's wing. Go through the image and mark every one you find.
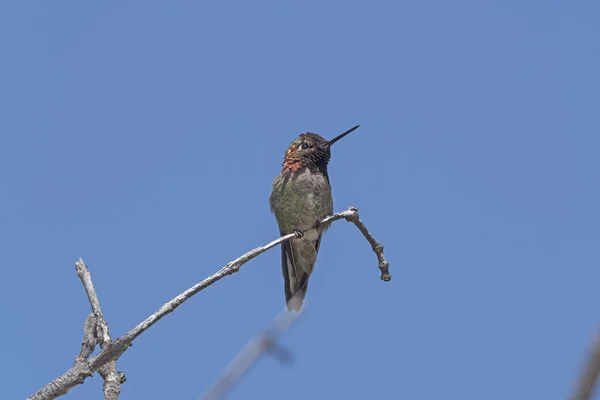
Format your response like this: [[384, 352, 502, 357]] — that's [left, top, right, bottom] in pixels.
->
[[315, 231, 323, 253]]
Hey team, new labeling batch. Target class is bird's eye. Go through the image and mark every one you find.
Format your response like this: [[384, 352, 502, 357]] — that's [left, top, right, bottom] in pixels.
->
[[300, 143, 309, 150]]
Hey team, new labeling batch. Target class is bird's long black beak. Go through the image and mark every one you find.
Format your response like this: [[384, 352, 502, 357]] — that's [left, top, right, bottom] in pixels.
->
[[327, 125, 360, 147]]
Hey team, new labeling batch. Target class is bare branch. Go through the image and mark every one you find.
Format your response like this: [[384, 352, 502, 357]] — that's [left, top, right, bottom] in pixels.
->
[[202, 303, 303, 400], [335, 206, 391, 282], [75, 313, 98, 363], [28, 207, 390, 400], [571, 327, 600, 400], [75, 259, 106, 326], [98, 363, 126, 400], [75, 258, 126, 400]]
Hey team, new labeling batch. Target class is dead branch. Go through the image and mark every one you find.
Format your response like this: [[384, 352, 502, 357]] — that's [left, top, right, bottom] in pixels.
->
[[28, 207, 390, 400], [75, 259, 126, 400]]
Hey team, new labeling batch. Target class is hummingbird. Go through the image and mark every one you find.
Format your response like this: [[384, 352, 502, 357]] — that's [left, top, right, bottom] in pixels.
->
[[270, 125, 360, 311]]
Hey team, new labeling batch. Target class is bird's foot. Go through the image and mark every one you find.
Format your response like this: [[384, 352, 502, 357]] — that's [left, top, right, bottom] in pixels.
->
[[293, 229, 304, 239], [313, 219, 322, 231]]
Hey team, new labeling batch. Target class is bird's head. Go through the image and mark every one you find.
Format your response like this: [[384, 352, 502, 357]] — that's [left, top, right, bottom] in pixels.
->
[[281, 125, 359, 173]]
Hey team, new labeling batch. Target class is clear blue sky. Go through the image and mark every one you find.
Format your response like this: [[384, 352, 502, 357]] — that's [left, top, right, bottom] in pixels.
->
[[2, 1, 599, 399]]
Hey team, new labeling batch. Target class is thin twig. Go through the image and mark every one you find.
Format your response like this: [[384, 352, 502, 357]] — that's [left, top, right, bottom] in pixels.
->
[[28, 207, 390, 400], [571, 328, 600, 400], [340, 206, 391, 281], [201, 303, 303, 400]]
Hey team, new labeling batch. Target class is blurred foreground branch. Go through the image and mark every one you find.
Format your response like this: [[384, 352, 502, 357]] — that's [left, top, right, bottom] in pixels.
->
[[28, 207, 390, 400], [202, 304, 303, 400], [571, 327, 600, 400]]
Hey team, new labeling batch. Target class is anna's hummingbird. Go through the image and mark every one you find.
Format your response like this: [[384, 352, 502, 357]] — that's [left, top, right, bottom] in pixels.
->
[[269, 125, 360, 311]]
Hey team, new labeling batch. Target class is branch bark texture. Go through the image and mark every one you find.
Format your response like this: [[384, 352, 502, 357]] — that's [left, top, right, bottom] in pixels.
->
[[28, 207, 390, 400], [76, 259, 127, 400]]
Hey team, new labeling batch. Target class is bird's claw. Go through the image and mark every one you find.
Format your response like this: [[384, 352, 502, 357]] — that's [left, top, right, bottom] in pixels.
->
[[293, 229, 304, 239], [313, 219, 322, 230]]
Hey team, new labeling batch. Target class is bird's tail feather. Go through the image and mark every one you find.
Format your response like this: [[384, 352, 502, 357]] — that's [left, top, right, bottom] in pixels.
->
[[285, 279, 308, 311], [281, 240, 310, 311]]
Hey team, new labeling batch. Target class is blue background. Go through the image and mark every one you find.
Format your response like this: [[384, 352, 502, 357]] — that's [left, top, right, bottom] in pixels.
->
[[2, 1, 599, 399]]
